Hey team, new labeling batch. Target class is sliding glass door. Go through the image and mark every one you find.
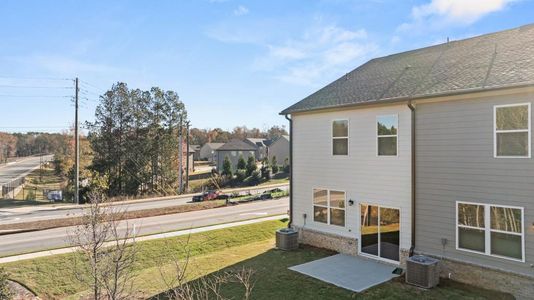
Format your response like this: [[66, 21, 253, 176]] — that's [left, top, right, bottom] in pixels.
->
[[360, 204, 400, 262]]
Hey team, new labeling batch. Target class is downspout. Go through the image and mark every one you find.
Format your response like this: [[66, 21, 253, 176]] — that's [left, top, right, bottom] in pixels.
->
[[284, 114, 293, 228], [408, 101, 416, 257]]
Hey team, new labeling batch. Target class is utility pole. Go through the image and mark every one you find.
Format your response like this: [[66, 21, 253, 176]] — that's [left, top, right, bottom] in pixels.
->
[[185, 120, 190, 192], [74, 77, 80, 204], [178, 115, 183, 194]]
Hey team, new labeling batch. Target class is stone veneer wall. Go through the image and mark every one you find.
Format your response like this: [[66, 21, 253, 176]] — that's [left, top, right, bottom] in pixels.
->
[[295, 226, 411, 266], [294, 226, 358, 256], [422, 254, 534, 300]]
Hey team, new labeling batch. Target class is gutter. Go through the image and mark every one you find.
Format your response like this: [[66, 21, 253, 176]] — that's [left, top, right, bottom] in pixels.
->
[[408, 101, 416, 256], [284, 114, 293, 228]]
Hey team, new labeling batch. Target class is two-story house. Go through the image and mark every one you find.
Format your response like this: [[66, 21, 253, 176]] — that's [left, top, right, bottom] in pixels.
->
[[281, 24, 534, 298]]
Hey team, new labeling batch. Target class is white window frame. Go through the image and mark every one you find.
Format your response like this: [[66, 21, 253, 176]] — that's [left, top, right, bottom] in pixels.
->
[[312, 188, 346, 227], [358, 203, 402, 265], [332, 119, 349, 156], [376, 114, 399, 157], [493, 103, 531, 158], [456, 201, 525, 262]]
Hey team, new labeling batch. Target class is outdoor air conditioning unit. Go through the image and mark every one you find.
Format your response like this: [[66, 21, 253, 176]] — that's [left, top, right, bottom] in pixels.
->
[[406, 255, 440, 288], [276, 228, 299, 250]]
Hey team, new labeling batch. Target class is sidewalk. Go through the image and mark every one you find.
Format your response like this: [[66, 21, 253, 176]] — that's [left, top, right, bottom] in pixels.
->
[[2, 182, 289, 213], [0, 214, 288, 264]]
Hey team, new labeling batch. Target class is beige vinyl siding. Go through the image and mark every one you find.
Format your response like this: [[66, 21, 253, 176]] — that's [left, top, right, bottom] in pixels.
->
[[292, 104, 412, 251], [415, 92, 534, 276]]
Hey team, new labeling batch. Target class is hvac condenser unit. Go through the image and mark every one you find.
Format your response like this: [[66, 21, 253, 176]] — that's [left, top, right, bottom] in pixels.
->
[[275, 228, 298, 250], [406, 255, 440, 288]]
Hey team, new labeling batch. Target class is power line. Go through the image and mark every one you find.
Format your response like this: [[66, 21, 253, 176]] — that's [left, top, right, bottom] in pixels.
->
[[0, 85, 73, 89], [79, 80, 106, 93], [0, 94, 72, 98], [0, 75, 71, 81], [0, 126, 71, 129]]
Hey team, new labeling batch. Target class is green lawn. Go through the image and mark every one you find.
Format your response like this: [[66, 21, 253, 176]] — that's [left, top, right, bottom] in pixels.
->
[[1, 219, 288, 299], [199, 247, 513, 300], [2, 218, 512, 300]]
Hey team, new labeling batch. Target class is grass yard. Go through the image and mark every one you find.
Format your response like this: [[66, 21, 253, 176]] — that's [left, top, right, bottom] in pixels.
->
[[189, 247, 513, 300], [15, 167, 66, 201], [1, 219, 288, 299], [1, 218, 511, 300]]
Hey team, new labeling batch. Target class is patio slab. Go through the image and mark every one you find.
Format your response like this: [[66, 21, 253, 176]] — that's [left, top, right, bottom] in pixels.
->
[[289, 254, 399, 293]]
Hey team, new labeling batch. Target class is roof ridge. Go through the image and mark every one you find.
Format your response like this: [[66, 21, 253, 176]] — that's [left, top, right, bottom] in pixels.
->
[[280, 23, 534, 115], [375, 23, 533, 61]]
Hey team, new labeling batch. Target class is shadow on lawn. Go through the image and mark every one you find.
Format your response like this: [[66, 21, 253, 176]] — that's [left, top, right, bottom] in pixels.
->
[[150, 245, 513, 300]]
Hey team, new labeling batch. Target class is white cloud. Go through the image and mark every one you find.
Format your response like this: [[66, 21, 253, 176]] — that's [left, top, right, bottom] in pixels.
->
[[233, 5, 249, 16], [206, 19, 376, 86], [268, 45, 307, 60], [260, 25, 375, 85], [399, 0, 515, 32]]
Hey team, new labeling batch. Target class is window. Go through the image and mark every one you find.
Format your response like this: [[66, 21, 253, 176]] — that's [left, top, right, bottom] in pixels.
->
[[494, 103, 530, 157], [332, 120, 348, 155], [457, 202, 524, 261], [313, 189, 346, 226], [377, 115, 398, 156]]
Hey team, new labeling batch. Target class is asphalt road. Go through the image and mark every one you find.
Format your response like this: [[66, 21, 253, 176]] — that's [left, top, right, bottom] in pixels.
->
[[0, 184, 289, 224], [0, 155, 54, 186], [0, 198, 289, 257]]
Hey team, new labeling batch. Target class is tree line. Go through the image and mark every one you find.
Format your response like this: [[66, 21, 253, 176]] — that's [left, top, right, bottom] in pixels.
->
[[0, 132, 69, 163], [189, 125, 287, 146]]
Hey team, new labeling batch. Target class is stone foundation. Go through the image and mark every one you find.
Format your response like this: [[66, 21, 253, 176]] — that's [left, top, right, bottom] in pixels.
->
[[293, 226, 358, 255], [434, 256, 533, 300], [294, 226, 411, 267]]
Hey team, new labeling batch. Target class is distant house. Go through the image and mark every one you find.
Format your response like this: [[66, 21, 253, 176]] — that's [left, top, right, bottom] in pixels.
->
[[199, 143, 224, 163], [243, 138, 271, 160], [268, 135, 289, 165], [190, 144, 201, 161], [215, 140, 256, 172]]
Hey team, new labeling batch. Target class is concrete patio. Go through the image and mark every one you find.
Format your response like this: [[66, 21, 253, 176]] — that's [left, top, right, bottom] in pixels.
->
[[289, 254, 400, 293]]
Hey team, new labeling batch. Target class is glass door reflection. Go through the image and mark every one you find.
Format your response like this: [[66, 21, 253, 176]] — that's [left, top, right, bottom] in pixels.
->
[[360, 204, 400, 262]]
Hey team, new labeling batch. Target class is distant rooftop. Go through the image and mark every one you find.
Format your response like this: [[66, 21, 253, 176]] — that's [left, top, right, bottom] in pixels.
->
[[217, 140, 257, 151]]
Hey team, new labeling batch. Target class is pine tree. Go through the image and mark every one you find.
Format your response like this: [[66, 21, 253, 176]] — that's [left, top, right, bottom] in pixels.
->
[[246, 156, 257, 176], [237, 154, 246, 170], [271, 155, 279, 174], [222, 156, 232, 177]]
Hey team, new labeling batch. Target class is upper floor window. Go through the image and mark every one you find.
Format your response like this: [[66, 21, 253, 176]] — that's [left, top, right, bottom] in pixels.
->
[[494, 103, 530, 158], [457, 202, 524, 261], [332, 120, 348, 155], [377, 115, 398, 156], [313, 189, 346, 226]]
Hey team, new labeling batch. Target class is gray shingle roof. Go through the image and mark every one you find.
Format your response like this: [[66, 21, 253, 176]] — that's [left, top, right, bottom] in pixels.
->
[[244, 138, 269, 148], [281, 24, 534, 115], [205, 143, 225, 150], [217, 140, 257, 151]]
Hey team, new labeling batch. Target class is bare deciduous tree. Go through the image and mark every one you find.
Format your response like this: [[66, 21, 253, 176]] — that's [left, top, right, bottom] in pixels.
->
[[156, 236, 256, 300], [69, 192, 137, 300]]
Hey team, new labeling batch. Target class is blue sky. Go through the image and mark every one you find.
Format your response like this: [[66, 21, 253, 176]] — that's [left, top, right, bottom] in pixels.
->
[[0, 0, 533, 133]]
